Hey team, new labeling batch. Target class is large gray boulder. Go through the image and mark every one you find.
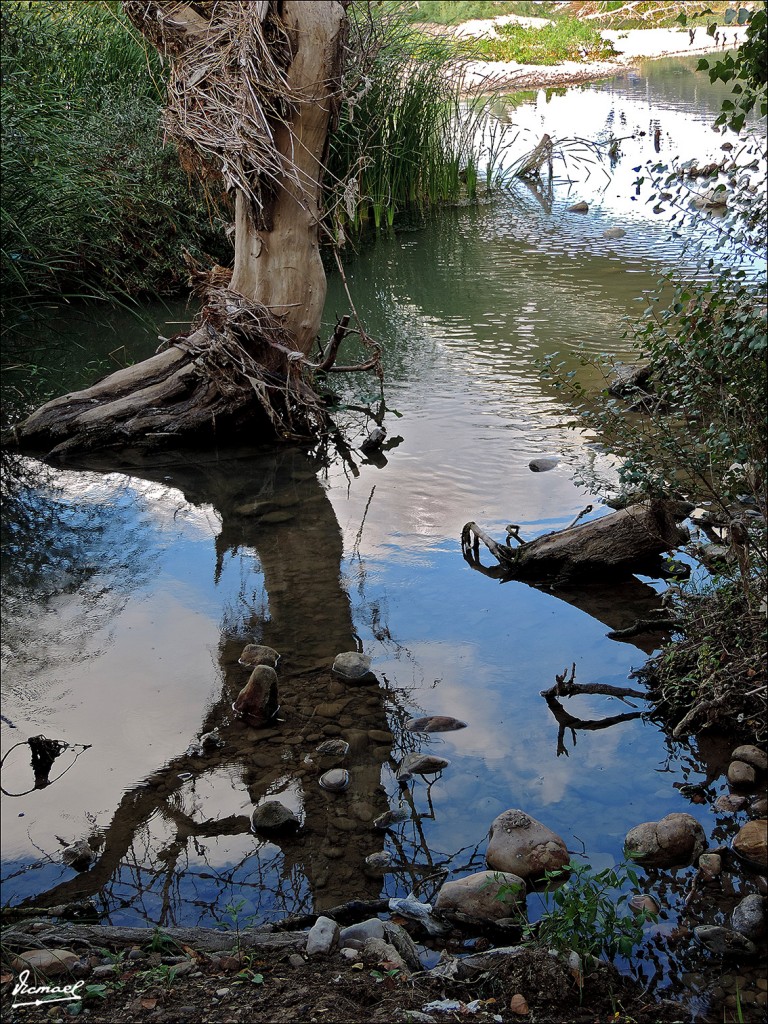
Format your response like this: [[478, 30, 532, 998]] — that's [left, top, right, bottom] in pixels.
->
[[434, 870, 526, 927], [485, 809, 569, 881], [624, 812, 706, 868]]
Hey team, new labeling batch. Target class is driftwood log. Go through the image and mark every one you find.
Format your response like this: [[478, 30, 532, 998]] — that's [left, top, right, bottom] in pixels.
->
[[462, 500, 691, 584], [1, 922, 306, 955]]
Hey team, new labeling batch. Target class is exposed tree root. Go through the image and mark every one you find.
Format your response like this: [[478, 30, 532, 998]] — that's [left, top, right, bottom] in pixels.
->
[[4, 287, 381, 459]]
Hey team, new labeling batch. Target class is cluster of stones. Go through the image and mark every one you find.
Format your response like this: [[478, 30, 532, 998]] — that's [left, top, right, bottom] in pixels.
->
[[622, 796, 767, 966], [244, 650, 379, 834]]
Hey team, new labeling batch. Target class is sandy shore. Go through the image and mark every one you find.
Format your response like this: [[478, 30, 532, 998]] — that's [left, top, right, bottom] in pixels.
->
[[451, 23, 750, 93]]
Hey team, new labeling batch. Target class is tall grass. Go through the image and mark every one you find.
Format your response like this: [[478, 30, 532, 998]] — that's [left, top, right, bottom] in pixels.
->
[[329, 7, 493, 234], [0, 1, 229, 334], [403, 1, 553, 25]]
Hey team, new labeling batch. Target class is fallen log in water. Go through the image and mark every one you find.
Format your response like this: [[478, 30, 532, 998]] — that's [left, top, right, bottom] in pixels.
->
[[462, 500, 691, 584]]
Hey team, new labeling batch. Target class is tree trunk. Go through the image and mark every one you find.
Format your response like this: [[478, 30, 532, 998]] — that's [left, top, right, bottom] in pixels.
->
[[462, 500, 691, 584], [5, 1, 355, 458]]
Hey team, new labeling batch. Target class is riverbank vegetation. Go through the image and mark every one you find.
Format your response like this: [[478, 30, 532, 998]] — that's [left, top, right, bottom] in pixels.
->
[[0, 0, 494, 340], [0, 0, 231, 333], [542, 7, 767, 746]]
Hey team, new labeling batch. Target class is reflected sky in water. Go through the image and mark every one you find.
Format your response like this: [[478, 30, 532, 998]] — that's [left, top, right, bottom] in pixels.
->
[[0, 56, 755, 962]]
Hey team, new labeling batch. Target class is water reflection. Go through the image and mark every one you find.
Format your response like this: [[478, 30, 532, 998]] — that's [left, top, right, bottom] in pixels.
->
[[2, 446, 397, 923]]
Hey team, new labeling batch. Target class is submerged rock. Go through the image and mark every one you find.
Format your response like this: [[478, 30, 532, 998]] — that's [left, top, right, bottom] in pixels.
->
[[365, 851, 393, 874], [694, 925, 758, 959], [233, 665, 279, 726], [486, 809, 569, 881], [406, 716, 468, 733], [238, 644, 280, 669], [624, 812, 706, 868], [332, 652, 377, 684], [603, 226, 626, 239], [250, 800, 300, 834], [629, 893, 660, 915], [315, 738, 350, 758]]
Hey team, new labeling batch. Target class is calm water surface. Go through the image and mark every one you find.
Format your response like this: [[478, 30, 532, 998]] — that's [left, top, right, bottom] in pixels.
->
[[2, 58, 763, 1012]]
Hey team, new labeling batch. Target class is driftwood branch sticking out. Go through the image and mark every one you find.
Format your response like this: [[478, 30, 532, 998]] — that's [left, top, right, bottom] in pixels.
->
[[540, 663, 648, 704], [540, 663, 649, 757], [462, 500, 691, 585]]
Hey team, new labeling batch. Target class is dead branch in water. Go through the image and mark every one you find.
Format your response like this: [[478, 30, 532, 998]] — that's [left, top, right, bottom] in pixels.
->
[[541, 663, 649, 703], [462, 500, 691, 584]]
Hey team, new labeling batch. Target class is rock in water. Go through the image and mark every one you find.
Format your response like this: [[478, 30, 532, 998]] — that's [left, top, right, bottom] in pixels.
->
[[693, 925, 758, 959], [250, 800, 300, 834], [319, 768, 349, 792], [238, 644, 280, 669], [406, 716, 467, 733], [315, 738, 350, 758], [434, 870, 526, 926], [364, 851, 392, 874], [603, 226, 626, 239], [61, 840, 95, 872], [233, 665, 279, 726], [732, 819, 768, 869], [731, 894, 765, 940], [373, 808, 409, 830], [624, 812, 706, 868], [397, 753, 450, 781], [731, 744, 767, 772], [361, 425, 387, 453], [331, 652, 377, 684], [528, 456, 560, 472], [485, 809, 569, 881], [568, 201, 589, 212]]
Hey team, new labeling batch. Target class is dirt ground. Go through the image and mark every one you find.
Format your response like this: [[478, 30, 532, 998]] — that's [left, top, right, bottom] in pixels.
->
[[1, 941, 693, 1024]]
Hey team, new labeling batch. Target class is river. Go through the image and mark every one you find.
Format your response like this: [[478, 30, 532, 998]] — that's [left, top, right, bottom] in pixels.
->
[[1, 56, 765, 1018]]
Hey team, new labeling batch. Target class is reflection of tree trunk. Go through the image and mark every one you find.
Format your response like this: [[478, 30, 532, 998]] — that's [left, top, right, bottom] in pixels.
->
[[17, 447, 390, 917]]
